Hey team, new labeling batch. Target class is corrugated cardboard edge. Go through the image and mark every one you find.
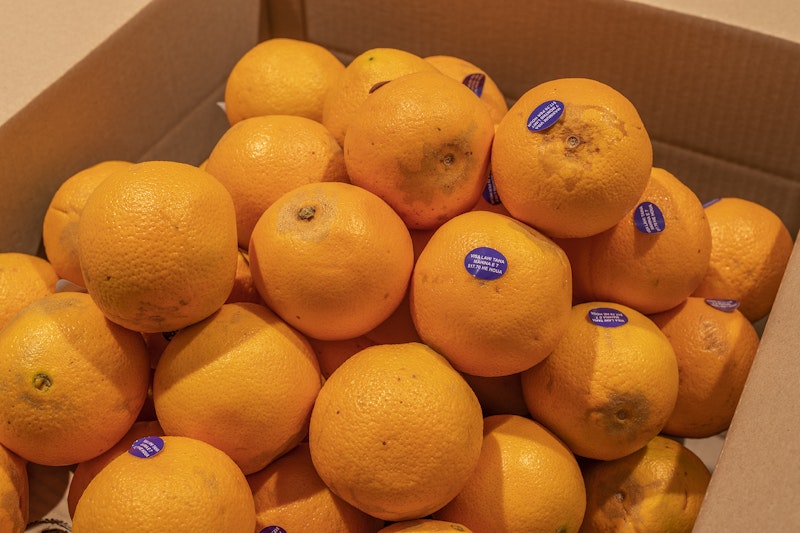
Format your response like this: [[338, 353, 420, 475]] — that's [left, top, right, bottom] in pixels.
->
[[694, 238, 800, 531]]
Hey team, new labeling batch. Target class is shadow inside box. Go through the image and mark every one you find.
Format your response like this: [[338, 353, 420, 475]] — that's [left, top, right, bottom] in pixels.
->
[[681, 432, 727, 473], [26, 463, 73, 532]]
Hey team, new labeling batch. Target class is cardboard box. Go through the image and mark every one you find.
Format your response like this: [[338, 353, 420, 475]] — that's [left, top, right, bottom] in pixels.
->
[[2, 0, 799, 530]]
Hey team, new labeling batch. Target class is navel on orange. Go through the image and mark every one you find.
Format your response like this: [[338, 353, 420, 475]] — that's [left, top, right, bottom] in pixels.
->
[[204, 114, 349, 248], [344, 70, 495, 230], [0, 292, 151, 466], [249, 181, 414, 340], [492, 77, 652, 238]]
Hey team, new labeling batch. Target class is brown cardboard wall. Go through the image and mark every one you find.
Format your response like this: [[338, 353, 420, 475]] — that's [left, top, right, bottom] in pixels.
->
[[264, 0, 800, 236]]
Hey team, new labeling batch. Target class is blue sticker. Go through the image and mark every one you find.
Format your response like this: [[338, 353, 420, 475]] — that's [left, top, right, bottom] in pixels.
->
[[527, 100, 564, 132], [462, 73, 485, 97], [634, 202, 666, 234], [464, 247, 508, 280], [704, 298, 740, 312], [260, 527, 287, 533], [481, 171, 502, 205], [588, 307, 629, 328], [703, 198, 721, 208], [129, 436, 165, 459]]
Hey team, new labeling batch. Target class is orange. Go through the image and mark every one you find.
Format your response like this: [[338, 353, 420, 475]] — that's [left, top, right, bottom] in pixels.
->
[[67, 420, 164, 517], [41, 160, 134, 286], [691, 197, 795, 322], [379, 519, 473, 532], [556, 166, 712, 315], [308, 342, 483, 521], [77, 160, 239, 333], [153, 302, 322, 475], [433, 414, 586, 533], [224, 37, 345, 125], [492, 77, 653, 238], [71, 435, 256, 532], [225, 247, 264, 305], [424, 54, 509, 124], [247, 442, 385, 532], [322, 47, 440, 145], [306, 335, 376, 379], [521, 301, 679, 460], [249, 181, 414, 340], [650, 296, 761, 438], [0, 291, 151, 466], [460, 372, 530, 417], [0, 443, 28, 533], [409, 210, 573, 377], [0, 252, 58, 330], [204, 114, 349, 247], [579, 435, 711, 533], [344, 70, 496, 230]]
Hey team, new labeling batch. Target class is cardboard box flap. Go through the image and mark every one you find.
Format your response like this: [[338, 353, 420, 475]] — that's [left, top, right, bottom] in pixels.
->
[[693, 237, 800, 531], [265, 0, 800, 234], [0, 0, 258, 255]]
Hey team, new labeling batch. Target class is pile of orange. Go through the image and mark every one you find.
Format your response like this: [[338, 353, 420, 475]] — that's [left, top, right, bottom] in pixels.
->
[[0, 36, 795, 532]]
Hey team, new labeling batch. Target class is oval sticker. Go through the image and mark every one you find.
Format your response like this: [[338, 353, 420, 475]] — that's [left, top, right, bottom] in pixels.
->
[[481, 171, 502, 205], [704, 298, 740, 312], [260, 527, 288, 533], [464, 247, 508, 280], [462, 73, 485, 97], [527, 100, 564, 132], [588, 307, 629, 328], [702, 198, 721, 208], [634, 201, 666, 234], [129, 436, 165, 459]]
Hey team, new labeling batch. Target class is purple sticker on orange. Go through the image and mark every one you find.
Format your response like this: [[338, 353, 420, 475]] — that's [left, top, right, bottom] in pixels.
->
[[462, 73, 485, 97], [481, 171, 502, 205], [634, 202, 665, 234], [260, 527, 288, 533], [704, 298, 740, 312], [703, 198, 721, 208], [464, 247, 508, 280], [527, 100, 564, 132], [588, 307, 628, 328], [129, 436, 164, 459]]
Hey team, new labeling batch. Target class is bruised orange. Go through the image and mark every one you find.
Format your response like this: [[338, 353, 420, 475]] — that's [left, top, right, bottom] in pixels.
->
[[521, 301, 679, 460], [344, 70, 495, 230], [492, 78, 652, 238]]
